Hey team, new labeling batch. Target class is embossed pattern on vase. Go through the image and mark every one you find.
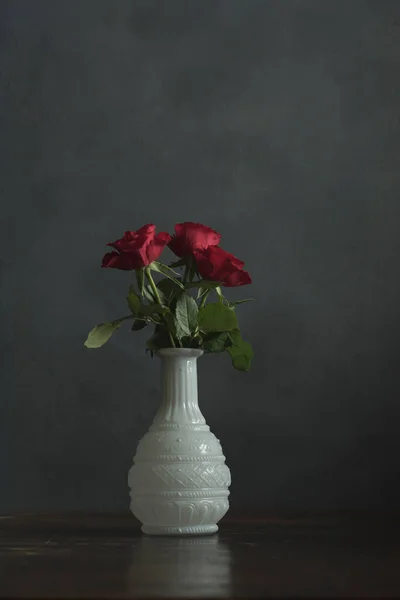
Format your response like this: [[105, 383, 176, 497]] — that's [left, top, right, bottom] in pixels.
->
[[128, 350, 231, 535]]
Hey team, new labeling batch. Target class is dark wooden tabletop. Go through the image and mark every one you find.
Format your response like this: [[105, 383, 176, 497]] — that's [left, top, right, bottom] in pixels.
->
[[1, 513, 400, 598]]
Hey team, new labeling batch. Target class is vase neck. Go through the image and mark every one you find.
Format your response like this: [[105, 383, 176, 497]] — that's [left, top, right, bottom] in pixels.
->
[[151, 353, 205, 428]]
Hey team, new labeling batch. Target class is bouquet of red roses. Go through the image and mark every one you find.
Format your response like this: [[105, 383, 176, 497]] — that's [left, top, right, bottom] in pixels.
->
[[84, 222, 253, 371]]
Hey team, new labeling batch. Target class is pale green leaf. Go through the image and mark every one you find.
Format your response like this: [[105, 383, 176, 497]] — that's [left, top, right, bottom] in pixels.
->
[[198, 302, 238, 333], [227, 330, 254, 371], [84, 321, 122, 348]]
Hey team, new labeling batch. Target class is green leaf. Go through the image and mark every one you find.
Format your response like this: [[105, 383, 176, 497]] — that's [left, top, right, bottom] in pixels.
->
[[164, 312, 177, 337], [143, 284, 156, 304], [189, 335, 202, 349], [126, 285, 141, 316], [185, 280, 221, 290], [227, 330, 254, 371], [175, 293, 199, 338], [215, 286, 224, 301], [150, 262, 185, 289], [230, 298, 254, 307], [157, 278, 181, 304], [202, 332, 231, 353], [198, 302, 238, 333], [142, 284, 167, 306], [141, 303, 166, 317], [228, 345, 253, 371], [132, 319, 147, 331], [84, 320, 123, 348], [136, 269, 145, 297], [146, 327, 171, 352], [228, 329, 244, 345], [180, 335, 202, 348]]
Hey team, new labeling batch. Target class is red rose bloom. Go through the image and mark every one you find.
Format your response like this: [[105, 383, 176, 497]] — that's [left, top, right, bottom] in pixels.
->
[[194, 246, 252, 287], [168, 222, 221, 258], [102, 224, 170, 270]]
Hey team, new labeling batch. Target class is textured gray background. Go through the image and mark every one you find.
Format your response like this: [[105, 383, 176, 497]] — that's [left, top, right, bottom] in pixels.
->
[[1, 0, 399, 513]]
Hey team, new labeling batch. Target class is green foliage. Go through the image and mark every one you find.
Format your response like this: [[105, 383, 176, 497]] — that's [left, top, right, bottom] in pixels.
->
[[150, 262, 185, 289], [229, 298, 254, 307], [175, 293, 199, 338], [86, 240, 254, 371], [202, 332, 231, 353], [227, 329, 254, 371], [126, 285, 141, 315], [135, 269, 145, 296], [143, 284, 157, 303], [163, 312, 178, 338], [84, 319, 127, 348], [180, 335, 202, 348], [140, 303, 166, 317], [132, 319, 147, 331], [157, 278, 181, 304], [127, 285, 166, 320], [198, 302, 238, 332], [146, 327, 171, 356], [185, 280, 221, 291], [215, 286, 223, 301]]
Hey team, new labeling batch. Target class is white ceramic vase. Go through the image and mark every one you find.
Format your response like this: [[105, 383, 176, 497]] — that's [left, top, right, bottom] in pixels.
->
[[128, 348, 231, 535]]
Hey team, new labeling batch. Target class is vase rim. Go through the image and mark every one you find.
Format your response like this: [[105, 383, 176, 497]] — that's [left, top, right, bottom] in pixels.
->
[[156, 348, 203, 359]]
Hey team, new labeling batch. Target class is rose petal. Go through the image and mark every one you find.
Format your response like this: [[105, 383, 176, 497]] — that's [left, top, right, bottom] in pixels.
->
[[101, 251, 137, 270], [223, 269, 252, 287], [146, 231, 171, 263], [169, 222, 221, 257]]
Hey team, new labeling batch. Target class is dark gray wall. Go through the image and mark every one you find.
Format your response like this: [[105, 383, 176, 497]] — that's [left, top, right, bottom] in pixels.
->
[[1, 0, 400, 512]]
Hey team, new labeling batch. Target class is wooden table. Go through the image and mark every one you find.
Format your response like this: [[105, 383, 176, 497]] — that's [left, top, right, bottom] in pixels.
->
[[1, 514, 399, 598]]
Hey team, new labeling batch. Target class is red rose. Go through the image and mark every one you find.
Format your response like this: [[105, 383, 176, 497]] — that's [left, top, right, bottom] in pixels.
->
[[194, 246, 252, 287], [102, 224, 171, 270], [168, 222, 221, 258]]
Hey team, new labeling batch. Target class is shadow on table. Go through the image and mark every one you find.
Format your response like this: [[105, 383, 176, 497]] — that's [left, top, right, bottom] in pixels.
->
[[127, 534, 232, 597]]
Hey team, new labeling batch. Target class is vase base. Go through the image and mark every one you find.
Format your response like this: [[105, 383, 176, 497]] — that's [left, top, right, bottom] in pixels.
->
[[141, 524, 218, 536]]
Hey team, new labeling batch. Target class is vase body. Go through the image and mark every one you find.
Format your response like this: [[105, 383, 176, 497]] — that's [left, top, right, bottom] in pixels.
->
[[128, 348, 231, 535]]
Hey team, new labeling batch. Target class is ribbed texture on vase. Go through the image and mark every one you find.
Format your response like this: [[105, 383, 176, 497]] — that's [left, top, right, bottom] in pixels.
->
[[152, 355, 205, 427]]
